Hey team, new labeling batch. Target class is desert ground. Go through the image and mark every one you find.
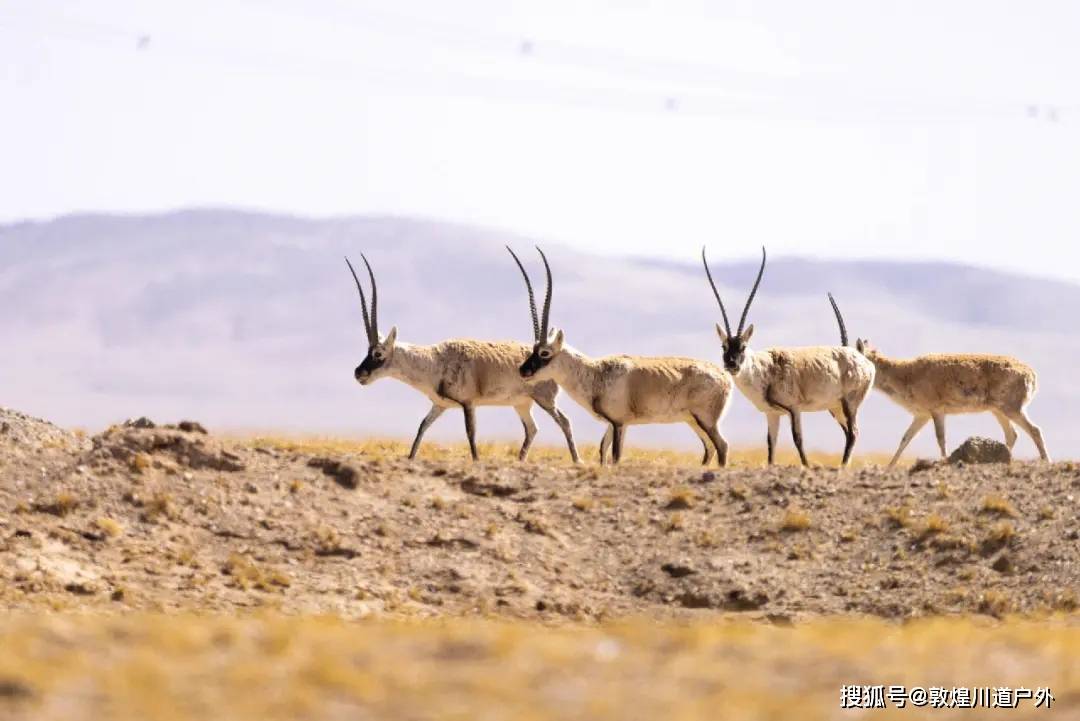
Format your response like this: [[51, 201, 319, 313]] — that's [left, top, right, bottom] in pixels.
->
[[1, 406, 1078, 719]]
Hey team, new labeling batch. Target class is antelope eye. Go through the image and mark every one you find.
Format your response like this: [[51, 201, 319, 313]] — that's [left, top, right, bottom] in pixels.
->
[[373, 351, 383, 361], [539, 349, 552, 359]]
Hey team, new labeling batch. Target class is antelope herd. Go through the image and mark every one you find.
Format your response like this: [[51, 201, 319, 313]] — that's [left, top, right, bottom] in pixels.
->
[[346, 248, 1051, 467]]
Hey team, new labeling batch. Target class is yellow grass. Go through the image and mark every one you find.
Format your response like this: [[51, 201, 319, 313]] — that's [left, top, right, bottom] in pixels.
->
[[0, 613, 1076, 721], [980, 494, 1019, 518], [246, 436, 896, 468], [94, 517, 124, 538], [779, 508, 812, 532]]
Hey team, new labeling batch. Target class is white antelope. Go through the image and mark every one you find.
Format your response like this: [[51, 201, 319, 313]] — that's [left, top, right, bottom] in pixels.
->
[[507, 247, 734, 465], [345, 255, 580, 462], [854, 339, 1050, 465], [701, 247, 875, 467]]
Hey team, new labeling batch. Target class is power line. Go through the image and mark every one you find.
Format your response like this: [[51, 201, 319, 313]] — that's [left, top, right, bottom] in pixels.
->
[[1, 9, 1072, 126], [249, 1, 1076, 123]]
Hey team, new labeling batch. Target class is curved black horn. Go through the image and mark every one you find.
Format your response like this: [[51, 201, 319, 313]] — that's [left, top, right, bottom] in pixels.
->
[[737, 246, 767, 335], [701, 247, 732, 337], [360, 253, 378, 342], [344, 256, 373, 344], [506, 246, 540, 341], [827, 292, 848, 347], [536, 246, 553, 340]]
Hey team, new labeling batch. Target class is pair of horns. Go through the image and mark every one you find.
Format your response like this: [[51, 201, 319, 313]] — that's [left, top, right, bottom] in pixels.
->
[[702, 246, 766, 338], [345, 255, 379, 345], [506, 246, 553, 343]]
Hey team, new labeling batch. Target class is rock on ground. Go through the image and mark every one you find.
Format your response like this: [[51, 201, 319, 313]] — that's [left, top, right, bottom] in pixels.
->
[[949, 436, 1012, 465]]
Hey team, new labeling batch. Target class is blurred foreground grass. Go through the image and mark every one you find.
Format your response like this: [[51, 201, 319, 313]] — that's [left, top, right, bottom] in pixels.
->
[[246, 436, 898, 468], [0, 614, 1076, 720]]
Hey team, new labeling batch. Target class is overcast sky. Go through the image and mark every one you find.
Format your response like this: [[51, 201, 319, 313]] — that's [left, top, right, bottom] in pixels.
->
[[3, 0, 1079, 280]]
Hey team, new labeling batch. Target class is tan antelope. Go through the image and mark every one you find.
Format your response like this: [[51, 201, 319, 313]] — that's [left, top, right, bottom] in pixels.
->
[[702, 247, 875, 467], [854, 340, 1050, 465], [508, 247, 733, 465], [345, 255, 580, 463]]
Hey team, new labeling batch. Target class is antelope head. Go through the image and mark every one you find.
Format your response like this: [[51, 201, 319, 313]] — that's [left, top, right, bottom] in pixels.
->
[[507, 246, 564, 381], [345, 254, 398, 386], [702, 246, 766, 374], [855, 337, 878, 359]]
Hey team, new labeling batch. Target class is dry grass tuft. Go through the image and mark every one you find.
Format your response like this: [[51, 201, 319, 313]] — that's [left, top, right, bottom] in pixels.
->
[[664, 487, 696, 510], [979, 589, 1012, 618], [223, 553, 291, 592], [981, 521, 1016, 554], [571, 497, 595, 512], [311, 526, 343, 554], [141, 492, 174, 522], [883, 504, 912, 529], [916, 513, 950, 540], [1047, 589, 1079, 613], [31, 492, 80, 517], [95, 517, 124, 538], [664, 513, 686, 533], [980, 494, 1018, 518], [779, 509, 811, 533], [129, 452, 152, 473]]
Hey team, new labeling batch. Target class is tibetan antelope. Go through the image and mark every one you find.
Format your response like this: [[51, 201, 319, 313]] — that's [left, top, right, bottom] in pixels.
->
[[507, 247, 733, 465], [701, 247, 874, 467], [854, 340, 1050, 465], [344, 255, 580, 463]]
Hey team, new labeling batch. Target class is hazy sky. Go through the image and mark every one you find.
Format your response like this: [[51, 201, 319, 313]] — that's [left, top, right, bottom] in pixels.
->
[[3, 0, 1080, 279]]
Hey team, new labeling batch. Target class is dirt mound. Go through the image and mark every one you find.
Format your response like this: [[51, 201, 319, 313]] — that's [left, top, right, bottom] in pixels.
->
[[87, 423, 246, 475], [0, 408, 75, 450], [1, 411, 1078, 621]]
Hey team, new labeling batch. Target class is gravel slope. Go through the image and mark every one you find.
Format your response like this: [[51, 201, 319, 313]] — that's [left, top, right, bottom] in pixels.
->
[[2, 408, 1077, 621]]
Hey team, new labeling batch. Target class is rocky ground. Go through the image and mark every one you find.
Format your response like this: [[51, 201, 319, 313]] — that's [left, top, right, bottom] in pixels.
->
[[1, 407, 1077, 621]]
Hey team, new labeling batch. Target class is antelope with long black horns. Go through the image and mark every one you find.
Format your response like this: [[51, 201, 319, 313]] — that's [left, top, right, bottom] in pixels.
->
[[345, 254, 580, 463], [509, 247, 733, 465], [702, 247, 874, 466]]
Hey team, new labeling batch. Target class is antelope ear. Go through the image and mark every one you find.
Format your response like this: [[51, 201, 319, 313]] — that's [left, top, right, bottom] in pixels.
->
[[741, 324, 754, 343], [550, 328, 565, 353], [715, 323, 728, 342], [384, 326, 398, 348], [855, 338, 866, 353]]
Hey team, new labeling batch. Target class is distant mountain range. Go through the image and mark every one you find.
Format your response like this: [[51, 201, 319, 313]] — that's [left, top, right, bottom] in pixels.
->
[[2, 209, 1076, 458]]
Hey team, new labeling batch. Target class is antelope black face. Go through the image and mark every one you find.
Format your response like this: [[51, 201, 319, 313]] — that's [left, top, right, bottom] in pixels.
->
[[520, 329, 565, 380], [354, 328, 398, 385], [345, 254, 397, 386], [507, 245, 563, 381], [717, 325, 754, 374], [702, 246, 766, 376]]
